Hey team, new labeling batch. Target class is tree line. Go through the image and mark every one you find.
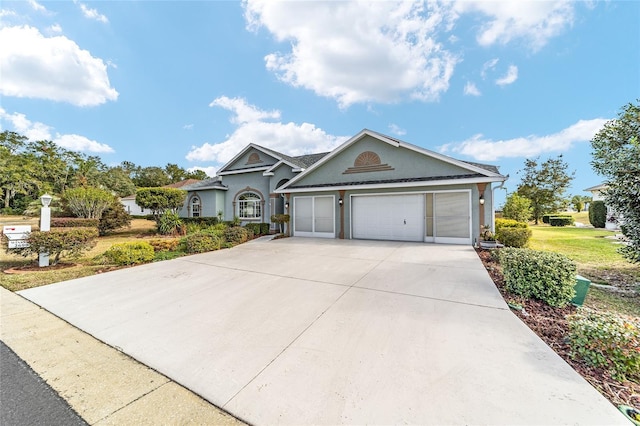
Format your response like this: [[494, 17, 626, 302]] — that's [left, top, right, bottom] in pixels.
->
[[0, 131, 208, 214]]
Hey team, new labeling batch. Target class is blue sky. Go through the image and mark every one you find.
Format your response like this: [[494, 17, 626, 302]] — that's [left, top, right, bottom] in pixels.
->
[[1, 0, 638, 207]]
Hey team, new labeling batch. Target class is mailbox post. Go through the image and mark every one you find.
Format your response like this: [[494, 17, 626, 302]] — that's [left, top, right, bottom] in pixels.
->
[[39, 194, 52, 267]]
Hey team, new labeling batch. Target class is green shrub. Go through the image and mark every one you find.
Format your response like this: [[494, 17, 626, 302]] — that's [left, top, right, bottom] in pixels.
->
[[589, 201, 606, 228], [495, 218, 531, 247], [104, 241, 155, 265], [51, 218, 99, 228], [549, 216, 574, 227], [568, 309, 639, 382], [224, 226, 248, 245], [8, 228, 98, 265], [542, 214, 554, 224], [181, 232, 221, 254], [244, 223, 261, 236], [497, 248, 577, 307], [98, 200, 131, 236], [182, 217, 219, 226], [260, 222, 270, 235], [147, 238, 180, 252], [158, 211, 185, 236], [495, 228, 532, 248], [244, 222, 269, 236], [495, 218, 528, 229]]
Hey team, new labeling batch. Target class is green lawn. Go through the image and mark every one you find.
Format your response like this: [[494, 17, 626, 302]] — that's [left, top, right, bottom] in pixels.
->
[[528, 224, 639, 316], [1, 216, 157, 291]]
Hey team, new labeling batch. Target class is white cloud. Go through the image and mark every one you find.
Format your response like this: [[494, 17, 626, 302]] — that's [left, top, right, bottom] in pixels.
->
[[495, 65, 518, 86], [454, 1, 575, 50], [77, 2, 109, 23], [209, 96, 280, 124], [439, 118, 608, 161], [244, 0, 458, 108], [54, 134, 114, 153], [0, 25, 118, 106], [464, 81, 481, 96], [188, 166, 216, 178], [28, 0, 47, 13], [0, 108, 114, 153], [183, 124, 194, 130], [48, 23, 63, 34], [388, 124, 406, 136], [481, 58, 499, 79], [186, 97, 348, 164], [0, 108, 52, 141]]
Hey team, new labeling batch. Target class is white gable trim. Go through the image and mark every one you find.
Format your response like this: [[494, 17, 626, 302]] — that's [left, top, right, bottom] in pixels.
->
[[262, 159, 304, 176], [278, 129, 501, 191], [276, 175, 505, 193], [218, 166, 270, 176], [217, 143, 283, 174]]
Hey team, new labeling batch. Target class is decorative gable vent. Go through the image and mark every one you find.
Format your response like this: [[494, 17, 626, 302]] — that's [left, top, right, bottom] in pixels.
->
[[246, 152, 263, 165], [343, 151, 394, 174]]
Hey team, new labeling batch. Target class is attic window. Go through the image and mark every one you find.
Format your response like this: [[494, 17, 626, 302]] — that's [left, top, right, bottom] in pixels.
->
[[246, 152, 263, 165], [343, 151, 394, 174]]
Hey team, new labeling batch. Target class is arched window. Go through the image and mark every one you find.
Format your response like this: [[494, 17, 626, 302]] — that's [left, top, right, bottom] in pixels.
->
[[190, 195, 201, 217], [238, 192, 261, 219]]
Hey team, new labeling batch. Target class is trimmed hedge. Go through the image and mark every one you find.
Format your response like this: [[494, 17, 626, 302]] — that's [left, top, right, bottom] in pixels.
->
[[244, 222, 270, 236], [549, 216, 574, 227], [568, 309, 639, 382], [104, 241, 155, 265], [182, 217, 220, 226], [181, 232, 221, 254], [51, 217, 99, 228], [495, 218, 531, 248], [589, 201, 606, 228], [497, 248, 577, 307], [224, 226, 249, 245]]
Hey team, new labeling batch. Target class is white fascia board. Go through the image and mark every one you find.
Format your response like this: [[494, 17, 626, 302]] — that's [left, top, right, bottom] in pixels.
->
[[218, 166, 270, 176], [276, 176, 506, 194], [278, 129, 398, 191]]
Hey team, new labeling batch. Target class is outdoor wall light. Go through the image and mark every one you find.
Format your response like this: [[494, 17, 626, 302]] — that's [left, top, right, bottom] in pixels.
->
[[338, 198, 343, 206], [40, 193, 53, 207], [479, 194, 485, 205], [285, 202, 290, 210]]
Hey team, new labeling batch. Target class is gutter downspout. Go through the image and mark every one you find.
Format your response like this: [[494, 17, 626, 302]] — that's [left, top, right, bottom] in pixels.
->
[[492, 175, 509, 233]]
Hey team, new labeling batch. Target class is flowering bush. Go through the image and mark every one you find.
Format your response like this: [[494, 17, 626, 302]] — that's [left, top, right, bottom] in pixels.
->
[[567, 309, 639, 382]]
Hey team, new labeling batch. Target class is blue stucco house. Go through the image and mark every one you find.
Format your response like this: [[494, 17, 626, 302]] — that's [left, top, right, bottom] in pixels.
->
[[180, 129, 507, 245]]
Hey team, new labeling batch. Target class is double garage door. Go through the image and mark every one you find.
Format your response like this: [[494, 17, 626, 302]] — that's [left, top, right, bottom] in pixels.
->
[[352, 192, 471, 244]]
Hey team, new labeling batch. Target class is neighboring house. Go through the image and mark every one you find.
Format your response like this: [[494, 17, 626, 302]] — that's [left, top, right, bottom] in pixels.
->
[[180, 129, 507, 245], [120, 179, 202, 216], [584, 183, 622, 230]]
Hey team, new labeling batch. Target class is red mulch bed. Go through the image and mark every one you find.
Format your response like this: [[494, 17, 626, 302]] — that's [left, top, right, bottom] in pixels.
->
[[476, 248, 640, 409]]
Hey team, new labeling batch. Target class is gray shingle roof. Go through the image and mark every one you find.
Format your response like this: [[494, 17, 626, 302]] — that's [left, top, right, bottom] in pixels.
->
[[181, 178, 228, 191]]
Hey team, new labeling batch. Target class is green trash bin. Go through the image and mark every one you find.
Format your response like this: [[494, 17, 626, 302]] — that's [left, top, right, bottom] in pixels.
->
[[571, 275, 591, 306]]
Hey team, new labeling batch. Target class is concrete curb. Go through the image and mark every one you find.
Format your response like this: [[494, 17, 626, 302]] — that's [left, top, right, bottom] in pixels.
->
[[0, 287, 245, 425]]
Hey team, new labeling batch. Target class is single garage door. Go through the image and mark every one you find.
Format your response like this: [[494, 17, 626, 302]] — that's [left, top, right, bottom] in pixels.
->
[[352, 194, 424, 242], [293, 196, 335, 238]]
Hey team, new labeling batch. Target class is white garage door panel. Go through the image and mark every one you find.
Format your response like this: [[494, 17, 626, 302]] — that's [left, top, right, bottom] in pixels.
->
[[353, 195, 424, 242]]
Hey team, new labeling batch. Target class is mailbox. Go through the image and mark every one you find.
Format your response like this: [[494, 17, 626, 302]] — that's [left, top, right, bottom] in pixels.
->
[[2, 225, 31, 248]]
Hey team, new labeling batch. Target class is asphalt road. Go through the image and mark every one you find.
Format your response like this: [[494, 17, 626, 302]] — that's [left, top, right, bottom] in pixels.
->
[[0, 340, 87, 426]]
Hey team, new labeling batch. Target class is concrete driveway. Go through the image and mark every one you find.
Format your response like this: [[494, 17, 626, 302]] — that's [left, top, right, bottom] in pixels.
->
[[19, 238, 626, 425]]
